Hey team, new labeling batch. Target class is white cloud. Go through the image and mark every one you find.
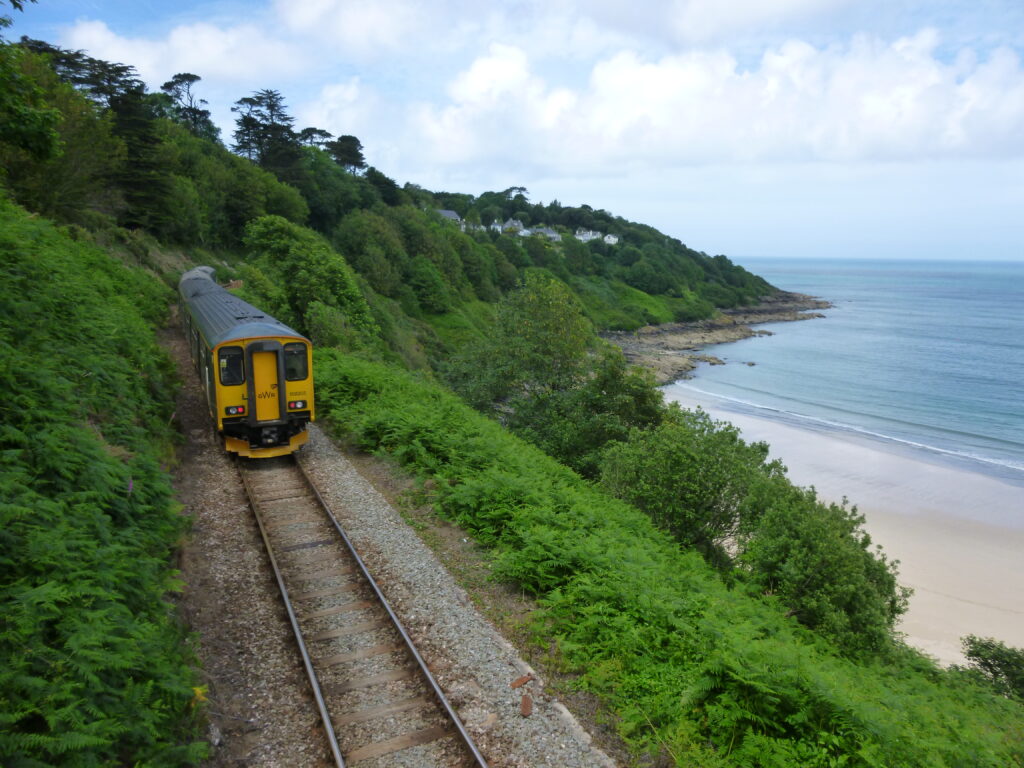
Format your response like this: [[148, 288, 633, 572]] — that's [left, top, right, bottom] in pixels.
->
[[297, 77, 372, 137], [272, 0, 426, 57], [409, 44, 581, 171], [408, 30, 1024, 179], [448, 44, 533, 105], [63, 19, 309, 84], [668, 0, 852, 43]]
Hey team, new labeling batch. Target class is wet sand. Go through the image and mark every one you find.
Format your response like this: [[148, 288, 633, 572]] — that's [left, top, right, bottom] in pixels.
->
[[664, 384, 1024, 666]]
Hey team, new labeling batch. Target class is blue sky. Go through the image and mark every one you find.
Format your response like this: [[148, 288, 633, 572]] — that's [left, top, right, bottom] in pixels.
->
[[8, 0, 1024, 261]]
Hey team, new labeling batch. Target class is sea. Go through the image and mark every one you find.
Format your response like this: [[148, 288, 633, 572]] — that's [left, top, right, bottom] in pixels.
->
[[664, 258, 1024, 488]]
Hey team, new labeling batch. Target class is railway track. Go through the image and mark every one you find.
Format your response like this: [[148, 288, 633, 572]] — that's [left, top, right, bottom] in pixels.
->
[[237, 455, 489, 767]]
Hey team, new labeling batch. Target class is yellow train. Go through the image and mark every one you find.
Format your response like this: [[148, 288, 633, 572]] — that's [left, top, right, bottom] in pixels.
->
[[179, 266, 314, 458]]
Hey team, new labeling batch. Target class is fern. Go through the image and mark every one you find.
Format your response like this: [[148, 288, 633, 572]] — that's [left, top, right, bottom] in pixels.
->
[[0, 198, 204, 765]]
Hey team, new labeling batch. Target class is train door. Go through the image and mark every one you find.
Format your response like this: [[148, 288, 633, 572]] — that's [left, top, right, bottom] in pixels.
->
[[252, 349, 280, 421]]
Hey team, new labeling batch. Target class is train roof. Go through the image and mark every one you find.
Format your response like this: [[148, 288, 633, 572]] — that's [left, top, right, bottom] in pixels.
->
[[179, 266, 308, 347]]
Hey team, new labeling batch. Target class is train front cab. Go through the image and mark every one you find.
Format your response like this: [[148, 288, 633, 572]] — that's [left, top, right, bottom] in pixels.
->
[[214, 336, 314, 458]]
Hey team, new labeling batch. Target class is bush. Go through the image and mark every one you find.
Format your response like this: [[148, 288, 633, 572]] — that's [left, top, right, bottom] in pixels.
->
[[739, 482, 910, 655], [600, 408, 781, 560], [961, 635, 1024, 700], [598, 406, 910, 654], [508, 346, 663, 477], [242, 214, 380, 347]]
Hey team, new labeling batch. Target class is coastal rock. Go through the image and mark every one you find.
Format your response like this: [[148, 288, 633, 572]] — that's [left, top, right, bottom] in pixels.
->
[[602, 291, 830, 384], [694, 355, 725, 366]]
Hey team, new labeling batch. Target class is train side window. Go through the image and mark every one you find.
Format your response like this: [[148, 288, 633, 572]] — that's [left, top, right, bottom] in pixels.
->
[[284, 342, 308, 381], [218, 346, 245, 386]]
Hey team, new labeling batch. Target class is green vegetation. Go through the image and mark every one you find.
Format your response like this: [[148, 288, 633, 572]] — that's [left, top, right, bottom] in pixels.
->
[[445, 275, 908, 656], [238, 215, 380, 348], [446, 273, 665, 477], [2, 24, 1023, 766], [960, 635, 1024, 701], [0, 197, 204, 765], [599, 410, 910, 654], [1, 37, 773, 359], [313, 351, 1023, 767]]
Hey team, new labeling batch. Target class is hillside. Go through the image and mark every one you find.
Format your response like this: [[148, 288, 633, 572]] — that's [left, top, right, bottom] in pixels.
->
[[2, 37, 774, 368], [3, 28, 1024, 767]]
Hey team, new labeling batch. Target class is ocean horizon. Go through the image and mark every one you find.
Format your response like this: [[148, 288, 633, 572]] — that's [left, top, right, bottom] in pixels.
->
[[664, 258, 1024, 490]]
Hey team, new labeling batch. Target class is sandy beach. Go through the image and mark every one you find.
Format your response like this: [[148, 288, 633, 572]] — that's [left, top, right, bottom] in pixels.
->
[[663, 384, 1024, 666]]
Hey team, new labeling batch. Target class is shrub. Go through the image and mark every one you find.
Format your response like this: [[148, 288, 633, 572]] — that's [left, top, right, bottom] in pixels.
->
[[242, 214, 380, 346], [961, 635, 1024, 700], [599, 408, 781, 559]]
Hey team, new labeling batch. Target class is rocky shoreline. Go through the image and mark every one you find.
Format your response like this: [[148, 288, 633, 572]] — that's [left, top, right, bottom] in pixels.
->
[[602, 291, 831, 384]]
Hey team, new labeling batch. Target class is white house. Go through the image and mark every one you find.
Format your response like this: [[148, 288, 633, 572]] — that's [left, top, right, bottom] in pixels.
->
[[575, 228, 603, 243], [603, 234, 620, 245]]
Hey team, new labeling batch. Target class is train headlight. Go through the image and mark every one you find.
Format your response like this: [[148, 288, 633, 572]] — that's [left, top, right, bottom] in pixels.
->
[[225, 405, 246, 416], [288, 400, 306, 410]]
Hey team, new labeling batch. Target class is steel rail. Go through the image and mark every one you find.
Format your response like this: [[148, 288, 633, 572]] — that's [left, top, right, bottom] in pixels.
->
[[294, 454, 489, 768], [236, 456, 347, 768]]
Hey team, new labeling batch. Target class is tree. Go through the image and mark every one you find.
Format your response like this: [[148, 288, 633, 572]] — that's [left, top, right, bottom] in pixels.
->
[[19, 37, 144, 108], [0, 49, 123, 222], [364, 166, 404, 206], [508, 346, 663, 477], [326, 134, 365, 170], [598, 406, 908, 654], [625, 258, 671, 294], [108, 84, 173, 231], [562, 237, 596, 275], [599, 408, 780, 560], [0, 35, 59, 160], [293, 146, 376, 233], [242, 215, 379, 347], [498, 272, 592, 391], [479, 205, 501, 227], [3, 0, 36, 12], [231, 89, 304, 184], [230, 95, 260, 160], [331, 209, 408, 295], [407, 255, 451, 314], [160, 72, 219, 141], [446, 272, 592, 408], [739, 483, 910, 654], [961, 635, 1024, 700], [10, 38, 176, 230], [298, 126, 333, 147]]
